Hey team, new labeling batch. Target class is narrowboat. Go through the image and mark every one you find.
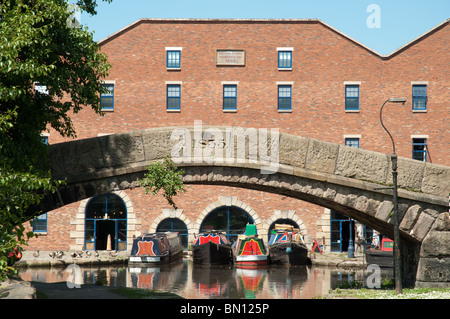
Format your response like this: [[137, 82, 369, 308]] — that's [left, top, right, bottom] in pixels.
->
[[268, 224, 309, 265], [129, 232, 183, 265], [192, 232, 234, 265], [365, 237, 394, 268], [233, 224, 268, 268]]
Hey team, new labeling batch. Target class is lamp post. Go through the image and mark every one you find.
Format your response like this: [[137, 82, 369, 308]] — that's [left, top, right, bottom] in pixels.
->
[[380, 97, 407, 294]]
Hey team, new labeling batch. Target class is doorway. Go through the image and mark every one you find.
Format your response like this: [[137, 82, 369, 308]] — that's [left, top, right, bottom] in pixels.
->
[[330, 211, 354, 252], [95, 220, 115, 250], [85, 193, 127, 251]]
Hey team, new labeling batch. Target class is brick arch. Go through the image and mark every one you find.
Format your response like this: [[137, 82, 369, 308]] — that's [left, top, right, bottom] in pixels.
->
[[194, 196, 262, 240], [149, 208, 193, 239], [71, 190, 139, 251]]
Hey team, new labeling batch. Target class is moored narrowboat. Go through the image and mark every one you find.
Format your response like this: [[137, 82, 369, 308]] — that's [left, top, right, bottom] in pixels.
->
[[129, 232, 183, 265], [233, 224, 268, 269], [192, 232, 234, 265], [268, 224, 309, 265], [365, 237, 394, 268]]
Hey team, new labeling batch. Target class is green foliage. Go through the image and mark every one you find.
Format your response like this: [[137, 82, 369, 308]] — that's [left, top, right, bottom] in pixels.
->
[[0, 0, 112, 281], [139, 157, 186, 209]]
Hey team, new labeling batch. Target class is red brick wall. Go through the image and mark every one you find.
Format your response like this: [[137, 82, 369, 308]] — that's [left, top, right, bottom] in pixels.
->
[[50, 19, 449, 165]]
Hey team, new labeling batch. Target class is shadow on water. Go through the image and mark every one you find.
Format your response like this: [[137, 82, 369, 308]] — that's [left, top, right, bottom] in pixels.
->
[[19, 259, 394, 299]]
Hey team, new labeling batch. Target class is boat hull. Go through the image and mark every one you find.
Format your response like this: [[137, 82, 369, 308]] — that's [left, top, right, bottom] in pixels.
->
[[193, 241, 234, 265], [269, 242, 308, 265], [235, 255, 268, 269], [365, 249, 393, 268], [128, 232, 184, 266], [129, 249, 183, 266]]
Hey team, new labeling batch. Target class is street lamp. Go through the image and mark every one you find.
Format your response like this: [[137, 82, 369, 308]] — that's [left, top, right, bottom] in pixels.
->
[[380, 97, 406, 294]]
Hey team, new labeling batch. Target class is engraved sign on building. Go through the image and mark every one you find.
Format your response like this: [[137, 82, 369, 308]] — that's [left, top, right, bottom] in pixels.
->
[[216, 50, 246, 66]]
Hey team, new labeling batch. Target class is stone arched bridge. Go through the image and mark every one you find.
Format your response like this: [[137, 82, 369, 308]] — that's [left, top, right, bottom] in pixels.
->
[[41, 126, 449, 288]]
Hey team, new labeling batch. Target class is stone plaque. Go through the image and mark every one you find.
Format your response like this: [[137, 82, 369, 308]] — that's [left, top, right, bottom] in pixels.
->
[[216, 50, 245, 66]]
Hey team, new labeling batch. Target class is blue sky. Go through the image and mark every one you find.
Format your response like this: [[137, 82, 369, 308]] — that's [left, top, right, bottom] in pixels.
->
[[80, 0, 449, 55]]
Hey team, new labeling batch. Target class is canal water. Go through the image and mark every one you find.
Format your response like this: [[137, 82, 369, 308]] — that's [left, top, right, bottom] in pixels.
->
[[19, 259, 394, 299]]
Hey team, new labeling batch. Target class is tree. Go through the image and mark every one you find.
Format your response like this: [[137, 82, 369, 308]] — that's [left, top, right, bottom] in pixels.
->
[[0, 0, 112, 280], [139, 157, 186, 210]]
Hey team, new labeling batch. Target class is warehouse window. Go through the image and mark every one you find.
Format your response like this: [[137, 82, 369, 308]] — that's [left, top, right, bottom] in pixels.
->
[[345, 137, 360, 148], [412, 85, 427, 111], [278, 51, 292, 69], [156, 218, 189, 249], [223, 84, 237, 111], [33, 213, 47, 233], [278, 85, 292, 111], [100, 83, 114, 111], [167, 84, 181, 111], [345, 85, 359, 111], [412, 138, 427, 162], [167, 50, 181, 69]]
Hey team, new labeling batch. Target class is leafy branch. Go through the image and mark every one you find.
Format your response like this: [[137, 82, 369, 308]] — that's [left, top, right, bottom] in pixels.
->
[[138, 157, 186, 209]]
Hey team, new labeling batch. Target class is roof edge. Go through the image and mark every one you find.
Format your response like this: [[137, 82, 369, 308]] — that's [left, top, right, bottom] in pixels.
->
[[98, 18, 450, 59]]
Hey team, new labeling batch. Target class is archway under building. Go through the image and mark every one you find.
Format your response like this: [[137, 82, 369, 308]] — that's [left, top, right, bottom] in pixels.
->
[[84, 193, 127, 251], [267, 218, 300, 241], [156, 218, 189, 249], [199, 206, 254, 243]]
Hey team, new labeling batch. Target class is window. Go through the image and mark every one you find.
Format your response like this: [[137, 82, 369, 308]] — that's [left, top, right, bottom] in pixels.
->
[[167, 84, 181, 110], [167, 50, 181, 69], [41, 134, 49, 145], [345, 138, 360, 148], [223, 85, 237, 111], [345, 85, 359, 111], [278, 51, 292, 69], [85, 193, 127, 251], [33, 213, 47, 233], [412, 138, 427, 162], [278, 85, 292, 111], [200, 206, 254, 243], [157, 218, 189, 249], [100, 83, 114, 110], [412, 85, 427, 111]]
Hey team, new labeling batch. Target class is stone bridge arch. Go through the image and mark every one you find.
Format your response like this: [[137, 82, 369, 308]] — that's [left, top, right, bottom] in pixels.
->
[[40, 126, 449, 287]]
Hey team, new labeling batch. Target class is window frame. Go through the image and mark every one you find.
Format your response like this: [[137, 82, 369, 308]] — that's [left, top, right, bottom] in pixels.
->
[[345, 84, 359, 111], [223, 84, 237, 111], [345, 137, 360, 148], [166, 50, 181, 69], [100, 83, 114, 111], [33, 213, 48, 233], [278, 50, 292, 70], [412, 137, 427, 162], [166, 84, 181, 111], [277, 84, 292, 111], [412, 84, 427, 111]]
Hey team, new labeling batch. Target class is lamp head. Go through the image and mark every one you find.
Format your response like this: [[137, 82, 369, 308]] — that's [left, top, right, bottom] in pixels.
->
[[388, 98, 407, 104]]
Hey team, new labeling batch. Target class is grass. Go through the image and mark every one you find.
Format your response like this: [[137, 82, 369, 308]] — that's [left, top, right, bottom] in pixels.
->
[[328, 287, 450, 299]]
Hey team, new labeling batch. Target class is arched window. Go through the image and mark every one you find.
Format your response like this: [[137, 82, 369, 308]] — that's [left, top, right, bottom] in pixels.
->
[[200, 206, 254, 243], [156, 218, 189, 249], [268, 218, 299, 241], [85, 193, 127, 251]]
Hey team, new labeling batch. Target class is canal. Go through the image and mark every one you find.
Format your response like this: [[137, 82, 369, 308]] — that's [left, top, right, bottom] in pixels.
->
[[18, 259, 394, 299]]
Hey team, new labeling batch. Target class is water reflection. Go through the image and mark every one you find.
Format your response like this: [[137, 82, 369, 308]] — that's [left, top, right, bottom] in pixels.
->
[[19, 260, 393, 299]]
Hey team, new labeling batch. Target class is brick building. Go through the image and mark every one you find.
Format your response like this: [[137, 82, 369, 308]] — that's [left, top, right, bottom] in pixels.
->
[[27, 19, 449, 253]]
